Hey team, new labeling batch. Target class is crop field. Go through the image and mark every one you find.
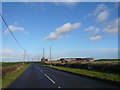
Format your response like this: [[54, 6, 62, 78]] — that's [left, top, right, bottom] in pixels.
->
[[1, 62, 23, 67], [96, 59, 118, 63], [0, 62, 27, 79]]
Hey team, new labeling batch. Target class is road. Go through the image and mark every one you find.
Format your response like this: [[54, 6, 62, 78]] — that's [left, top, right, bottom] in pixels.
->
[[8, 63, 119, 88]]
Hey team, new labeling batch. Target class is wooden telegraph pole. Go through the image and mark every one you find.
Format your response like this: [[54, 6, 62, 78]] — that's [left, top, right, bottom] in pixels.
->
[[23, 49, 26, 64]]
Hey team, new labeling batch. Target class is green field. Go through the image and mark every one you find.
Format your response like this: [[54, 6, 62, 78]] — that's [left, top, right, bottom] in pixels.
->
[[94, 59, 120, 63], [45, 65, 120, 84], [1, 62, 24, 67], [0, 62, 41, 67]]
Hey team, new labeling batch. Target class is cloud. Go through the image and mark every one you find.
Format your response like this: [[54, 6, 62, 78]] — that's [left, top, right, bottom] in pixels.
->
[[84, 26, 94, 31], [93, 3, 107, 16], [89, 34, 103, 41], [96, 11, 109, 23], [89, 28, 100, 34], [5, 25, 24, 33], [94, 28, 100, 33], [85, 3, 107, 18], [44, 22, 81, 40], [84, 26, 100, 34], [82, 26, 100, 40], [45, 32, 60, 40], [53, 0, 80, 8], [85, 3, 109, 22], [103, 18, 118, 34], [54, 2, 76, 7], [4, 25, 29, 35], [84, 26, 101, 41]]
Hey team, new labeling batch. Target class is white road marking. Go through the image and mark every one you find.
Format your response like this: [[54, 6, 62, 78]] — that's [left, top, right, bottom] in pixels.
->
[[36, 65, 56, 85], [38, 68, 43, 72], [36, 66, 43, 72], [44, 74, 56, 84]]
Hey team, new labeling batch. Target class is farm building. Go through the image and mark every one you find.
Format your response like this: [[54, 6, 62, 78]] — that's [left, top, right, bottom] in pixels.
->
[[44, 58, 94, 64], [45, 60, 61, 64], [41, 57, 48, 62], [60, 57, 94, 62], [84, 58, 94, 62]]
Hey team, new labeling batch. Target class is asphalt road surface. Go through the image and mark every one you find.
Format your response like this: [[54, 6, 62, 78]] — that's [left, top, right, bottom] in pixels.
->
[[8, 63, 119, 88]]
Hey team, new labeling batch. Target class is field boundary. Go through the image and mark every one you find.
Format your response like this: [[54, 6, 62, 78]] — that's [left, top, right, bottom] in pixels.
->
[[2, 64, 25, 78]]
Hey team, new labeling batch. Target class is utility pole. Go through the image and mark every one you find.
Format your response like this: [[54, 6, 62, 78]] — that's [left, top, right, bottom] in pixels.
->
[[43, 48, 45, 58], [38, 56, 39, 61], [50, 46, 51, 61], [50, 46, 52, 66], [23, 49, 26, 64], [28, 56, 29, 63]]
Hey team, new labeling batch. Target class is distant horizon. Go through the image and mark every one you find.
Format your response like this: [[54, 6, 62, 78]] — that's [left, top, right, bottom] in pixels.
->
[[2, 58, 120, 62]]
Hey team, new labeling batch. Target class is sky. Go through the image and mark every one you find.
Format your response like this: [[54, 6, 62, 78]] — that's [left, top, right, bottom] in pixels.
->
[[1, 2, 119, 62]]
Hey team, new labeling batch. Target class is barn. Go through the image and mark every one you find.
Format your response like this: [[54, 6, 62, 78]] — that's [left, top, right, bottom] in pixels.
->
[[60, 57, 94, 63]]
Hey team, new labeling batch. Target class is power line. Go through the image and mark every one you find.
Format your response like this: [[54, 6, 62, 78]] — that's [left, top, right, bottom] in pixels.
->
[[0, 14, 24, 50], [1, 14, 26, 64]]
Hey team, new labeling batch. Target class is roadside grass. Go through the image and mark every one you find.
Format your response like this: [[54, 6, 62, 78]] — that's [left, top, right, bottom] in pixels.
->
[[2, 64, 30, 88], [45, 65, 120, 83]]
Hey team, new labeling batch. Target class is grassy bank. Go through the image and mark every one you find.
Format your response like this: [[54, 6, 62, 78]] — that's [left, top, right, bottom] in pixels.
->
[[2, 64, 30, 88], [45, 65, 120, 83]]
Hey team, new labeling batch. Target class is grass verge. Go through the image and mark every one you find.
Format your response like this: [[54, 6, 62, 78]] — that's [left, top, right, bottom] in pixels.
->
[[45, 65, 120, 84], [2, 64, 30, 88]]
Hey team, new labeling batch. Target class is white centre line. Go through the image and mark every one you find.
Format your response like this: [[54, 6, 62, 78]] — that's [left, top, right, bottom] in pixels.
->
[[38, 68, 43, 72], [36, 66, 43, 73], [44, 74, 56, 84]]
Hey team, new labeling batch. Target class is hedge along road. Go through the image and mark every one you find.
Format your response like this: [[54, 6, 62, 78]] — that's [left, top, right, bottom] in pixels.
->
[[8, 63, 119, 88]]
